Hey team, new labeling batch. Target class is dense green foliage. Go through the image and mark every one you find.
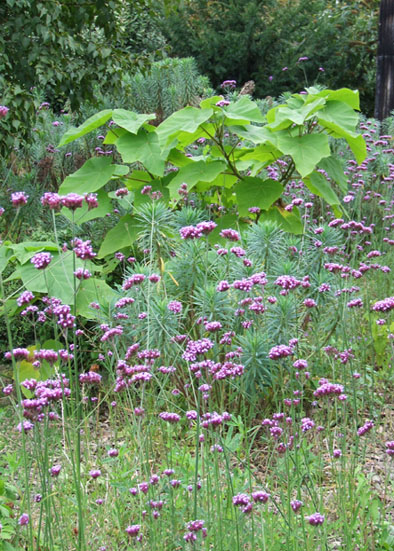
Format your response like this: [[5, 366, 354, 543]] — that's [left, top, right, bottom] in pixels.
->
[[0, 0, 162, 152], [160, 0, 379, 114]]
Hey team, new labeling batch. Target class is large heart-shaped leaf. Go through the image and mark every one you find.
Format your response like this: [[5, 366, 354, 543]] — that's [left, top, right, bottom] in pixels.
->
[[112, 109, 156, 134], [234, 177, 283, 216], [167, 160, 226, 199], [97, 215, 139, 258], [318, 156, 347, 193], [16, 252, 89, 304], [156, 106, 213, 148], [304, 172, 340, 206], [59, 157, 119, 195], [58, 109, 112, 147], [261, 206, 303, 234], [318, 101, 359, 137], [224, 96, 265, 124], [76, 278, 116, 319], [116, 129, 165, 177], [276, 133, 330, 177]]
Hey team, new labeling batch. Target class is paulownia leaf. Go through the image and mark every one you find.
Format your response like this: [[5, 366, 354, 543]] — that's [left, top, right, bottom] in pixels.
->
[[156, 107, 213, 148], [76, 278, 116, 319], [97, 215, 139, 258], [304, 172, 340, 206], [167, 160, 226, 199], [116, 129, 165, 177], [58, 109, 112, 146], [261, 206, 303, 234], [318, 156, 347, 193], [112, 109, 156, 134], [276, 133, 330, 177], [234, 177, 283, 216], [59, 157, 119, 195]]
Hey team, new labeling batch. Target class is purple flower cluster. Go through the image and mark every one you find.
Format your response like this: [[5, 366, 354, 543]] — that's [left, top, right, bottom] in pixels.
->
[[31, 252, 52, 269], [357, 420, 374, 436], [159, 412, 181, 423], [372, 296, 394, 312], [182, 338, 214, 362], [11, 192, 29, 207], [386, 441, 394, 456], [306, 512, 325, 526], [268, 344, 294, 360], [219, 228, 240, 241], [179, 221, 217, 239], [314, 379, 344, 398], [122, 274, 146, 290]]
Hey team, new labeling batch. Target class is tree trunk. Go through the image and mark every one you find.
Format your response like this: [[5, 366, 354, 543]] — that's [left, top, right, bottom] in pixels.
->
[[374, 0, 394, 120]]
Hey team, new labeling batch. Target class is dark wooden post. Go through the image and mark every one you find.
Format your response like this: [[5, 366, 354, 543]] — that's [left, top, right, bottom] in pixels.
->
[[374, 0, 394, 120]]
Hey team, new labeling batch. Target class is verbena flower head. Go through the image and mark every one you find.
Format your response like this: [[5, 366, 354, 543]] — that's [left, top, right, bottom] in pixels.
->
[[306, 512, 325, 526], [31, 252, 52, 269], [61, 193, 84, 210], [268, 344, 294, 360], [219, 228, 240, 241], [125, 524, 140, 536], [0, 105, 9, 118], [11, 191, 28, 207], [41, 192, 62, 210], [18, 513, 29, 526], [17, 291, 35, 307], [50, 464, 62, 477], [85, 193, 98, 210], [168, 300, 182, 313], [290, 499, 303, 512]]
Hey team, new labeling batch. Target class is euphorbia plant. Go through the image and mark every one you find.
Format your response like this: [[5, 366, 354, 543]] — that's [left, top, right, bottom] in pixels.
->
[[56, 87, 366, 258]]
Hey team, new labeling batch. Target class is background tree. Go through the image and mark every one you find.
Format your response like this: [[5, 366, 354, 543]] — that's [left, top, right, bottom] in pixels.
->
[[374, 0, 394, 119], [159, 0, 380, 114], [0, 0, 160, 152]]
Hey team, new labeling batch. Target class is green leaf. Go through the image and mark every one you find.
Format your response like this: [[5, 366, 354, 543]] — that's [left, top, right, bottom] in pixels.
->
[[59, 157, 118, 195], [224, 96, 265, 124], [58, 109, 112, 146], [207, 213, 248, 246], [266, 97, 326, 131], [0, 244, 13, 274], [304, 172, 340, 206], [76, 278, 116, 319], [231, 125, 277, 145], [116, 129, 165, 177], [17, 252, 89, 305], [112, 109, 156, 134], [60, 189, 112, 225], [97, 215, 139, 258], [345, 134, 367, 165], [240, 143, 282, 164], [276, 133, 330, 177], [16, 360, 40, 384], [261, 206, 303, 234], [234, 177, 283, 216], [318, 156, 347, 193], [156, 106, 213, 148], [103, 127, 128, 144], [10, 241, 59, 264], [166, 160, 226, 199], [318, 101, 359, 137], [310, 88, 360, 110], [200, 96, 223, 109]]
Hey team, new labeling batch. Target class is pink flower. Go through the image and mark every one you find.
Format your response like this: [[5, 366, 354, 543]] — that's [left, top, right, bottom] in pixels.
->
[[31, 252, 52, 269], [0, 105, 9, 118], [11, 191, 28, 207], [61, 193, 84, 210]]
